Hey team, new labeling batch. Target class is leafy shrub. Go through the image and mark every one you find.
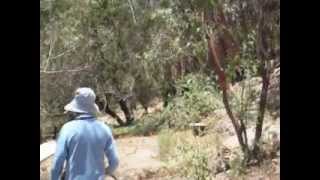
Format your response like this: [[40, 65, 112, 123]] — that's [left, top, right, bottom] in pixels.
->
[[133, 111, 168, 135], [112, 110, 170, 137], [164, 73, 222, 129], [113, 73, 223, 137], [158, 129, 177, 161], [158, 130, 218, 180], [229, 151, 247, 177], [179, 144, 211, 180]]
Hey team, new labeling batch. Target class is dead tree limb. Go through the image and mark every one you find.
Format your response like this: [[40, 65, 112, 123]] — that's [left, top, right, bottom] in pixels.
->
[[40, 65, 91, 74]]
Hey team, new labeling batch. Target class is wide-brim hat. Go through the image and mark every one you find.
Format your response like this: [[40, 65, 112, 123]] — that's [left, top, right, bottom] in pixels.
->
[[64, 87, 100, 115]]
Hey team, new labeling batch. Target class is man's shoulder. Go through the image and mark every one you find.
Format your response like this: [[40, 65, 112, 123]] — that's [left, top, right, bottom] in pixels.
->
[[95, 120, 112, 133], [60, 119, 112, 134], [60, 120, 82, 131]]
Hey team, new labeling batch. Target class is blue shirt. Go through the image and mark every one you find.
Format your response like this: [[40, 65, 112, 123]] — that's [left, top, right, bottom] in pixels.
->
[[51, 114, 119, 180]]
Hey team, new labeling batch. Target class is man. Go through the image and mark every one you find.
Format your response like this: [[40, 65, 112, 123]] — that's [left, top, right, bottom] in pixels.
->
[[51, 87, 119, 180]]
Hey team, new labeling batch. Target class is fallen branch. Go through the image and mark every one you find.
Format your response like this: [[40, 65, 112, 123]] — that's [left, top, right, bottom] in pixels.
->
[[49, 48, 75, 60], [127, 0, 137, 24], [43, 37, 56, 71], [40, 65, 91, 74]]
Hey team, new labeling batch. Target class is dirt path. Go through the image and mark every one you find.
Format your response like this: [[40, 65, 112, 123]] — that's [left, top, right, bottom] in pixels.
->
[[40, 135, 163, 180], [99, 101, 165, 179], [112, 136, 164, 180], [41, 99, 165, 180]]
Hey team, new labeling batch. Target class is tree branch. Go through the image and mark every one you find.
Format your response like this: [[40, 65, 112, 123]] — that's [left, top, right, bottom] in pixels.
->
[[43, 37, 56, 71], [40, 65, 91, 74], [127, 0, 137, 25], [49, 48, 75, 60]]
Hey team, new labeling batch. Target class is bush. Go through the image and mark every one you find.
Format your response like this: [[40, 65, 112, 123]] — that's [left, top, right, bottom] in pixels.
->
[[164, 73, 222, 130], [158, 130, 219, 180], [229, 151, 247, 177], [179, 145, 211, 180], [112, 111, 170, 137], [158, 129, 177, 161], [112, 73, 223, 137]]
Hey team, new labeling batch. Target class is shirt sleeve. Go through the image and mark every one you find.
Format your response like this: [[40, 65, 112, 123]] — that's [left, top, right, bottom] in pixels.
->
[[104, 127, 119, 175], [51, 126, 68, 180]]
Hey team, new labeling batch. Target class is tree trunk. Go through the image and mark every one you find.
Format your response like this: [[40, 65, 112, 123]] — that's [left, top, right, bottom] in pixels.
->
[[252, 61, 270, 159], [105, 102, 126, 126], [207, 33, 250, 158], [252, 0, 271, 160], [222, 89, 250, 156], [119, 98, 134, 125]]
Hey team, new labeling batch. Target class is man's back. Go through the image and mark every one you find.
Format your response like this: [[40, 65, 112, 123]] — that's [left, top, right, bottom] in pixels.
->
[[51, 115, 119, 180]]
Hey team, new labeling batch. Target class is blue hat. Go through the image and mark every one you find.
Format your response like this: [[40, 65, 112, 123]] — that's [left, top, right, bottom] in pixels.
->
[[64, 87, 100, 114]]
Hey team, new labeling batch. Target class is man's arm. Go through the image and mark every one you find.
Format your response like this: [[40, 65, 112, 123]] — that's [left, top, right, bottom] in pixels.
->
[[104, 128, 119, 175], [51, 127, 68, 180]]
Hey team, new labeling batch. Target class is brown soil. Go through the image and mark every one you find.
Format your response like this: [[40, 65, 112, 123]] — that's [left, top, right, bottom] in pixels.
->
[[112, 136, 164, 180], [40, 135, 164, 180]]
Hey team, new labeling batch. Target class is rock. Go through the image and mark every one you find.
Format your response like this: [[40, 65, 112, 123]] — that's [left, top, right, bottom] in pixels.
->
[[189, 123, 207, 136]]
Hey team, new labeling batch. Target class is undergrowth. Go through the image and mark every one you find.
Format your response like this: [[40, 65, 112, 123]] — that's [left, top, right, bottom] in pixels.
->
[[158, 130, 220, 180], [112, 73, 223, 137]]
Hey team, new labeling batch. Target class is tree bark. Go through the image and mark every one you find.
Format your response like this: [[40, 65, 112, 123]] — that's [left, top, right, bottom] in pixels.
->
[[104, 101, 126, 126], [252, 0, 271, 160], [222, 89, 249, 155], [252, 61, 270, 158], [119, 98, 134, 125], [207, 33, 250, 157]]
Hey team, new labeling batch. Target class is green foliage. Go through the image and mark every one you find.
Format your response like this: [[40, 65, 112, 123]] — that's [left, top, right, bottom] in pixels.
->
[[133, 112, 168, 135], [158, 130, 216, 180], [111, 123, 139, 137], [40, 0, 280, 156], [112, 110, 169, 137], [229, 151, 247, 177], [40, 1, 280, 178], [113, 73, 223, 137], [229, 79, 261, 125], [178, 144, 211, 180], [165, 73, 222, 129], [40, 0, 176, 135], [158, 129, 177, 160]]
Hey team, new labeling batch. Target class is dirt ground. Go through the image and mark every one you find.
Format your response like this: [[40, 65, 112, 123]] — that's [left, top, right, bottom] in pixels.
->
[[111, 136, 164, 180], [40, 135, 164, 180]]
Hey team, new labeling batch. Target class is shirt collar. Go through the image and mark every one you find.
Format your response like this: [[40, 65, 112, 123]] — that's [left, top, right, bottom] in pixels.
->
[[75, 113, 96, 120]]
